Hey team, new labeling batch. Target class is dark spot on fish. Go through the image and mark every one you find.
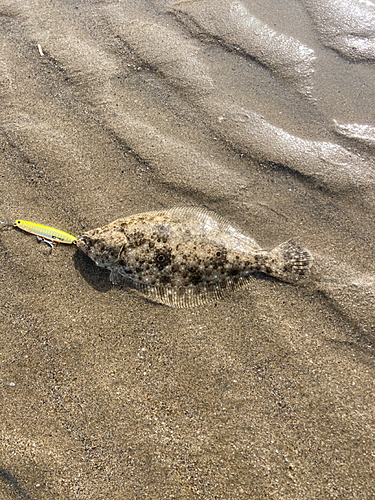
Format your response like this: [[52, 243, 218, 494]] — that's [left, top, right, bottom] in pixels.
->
[[190, 275, 202, 285], [160, 274, 171, 284], [154, 249, 172, 271], [131, 230, 146, 247], [212, 247, 227, 264], [156, 234, 169, 244]]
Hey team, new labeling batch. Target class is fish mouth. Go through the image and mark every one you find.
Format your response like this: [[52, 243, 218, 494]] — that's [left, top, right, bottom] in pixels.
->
[[76, 236, 92, 254], [76, 237, 122, 268], [76, 236, 85, 247]]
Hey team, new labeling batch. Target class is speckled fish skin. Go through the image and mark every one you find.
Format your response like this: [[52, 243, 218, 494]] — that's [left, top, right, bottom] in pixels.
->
[[76, 207, 313, 307]]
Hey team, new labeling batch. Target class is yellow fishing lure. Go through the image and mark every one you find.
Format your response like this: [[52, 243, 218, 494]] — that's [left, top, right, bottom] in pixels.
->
[[0, 219, 77, 246]]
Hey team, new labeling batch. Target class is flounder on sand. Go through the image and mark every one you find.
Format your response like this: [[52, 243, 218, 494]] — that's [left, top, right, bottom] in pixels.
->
[[76, 207, 313, 307]]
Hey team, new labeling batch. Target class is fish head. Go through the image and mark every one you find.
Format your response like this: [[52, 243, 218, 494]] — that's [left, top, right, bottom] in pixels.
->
[[77, 228, 126, 269]]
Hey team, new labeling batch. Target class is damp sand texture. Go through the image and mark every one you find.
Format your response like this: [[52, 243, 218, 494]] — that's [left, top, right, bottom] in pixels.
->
[[1, 0, 375, 499]]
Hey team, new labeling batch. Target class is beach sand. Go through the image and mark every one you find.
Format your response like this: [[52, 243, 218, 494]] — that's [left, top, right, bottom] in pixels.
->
[[0, 0, 374, 498]]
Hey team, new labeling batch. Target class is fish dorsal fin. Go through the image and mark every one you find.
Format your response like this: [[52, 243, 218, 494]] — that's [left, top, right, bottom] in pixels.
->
[[110, 269, 255, 308], [134, 206, 261, 250]]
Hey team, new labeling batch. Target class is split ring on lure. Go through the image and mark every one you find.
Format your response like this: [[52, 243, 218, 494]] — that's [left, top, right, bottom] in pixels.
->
[[0, 219, 77, 247]]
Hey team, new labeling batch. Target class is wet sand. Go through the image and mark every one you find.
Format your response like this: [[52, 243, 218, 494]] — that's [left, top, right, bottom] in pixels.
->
[[0, 0, 374, 498]]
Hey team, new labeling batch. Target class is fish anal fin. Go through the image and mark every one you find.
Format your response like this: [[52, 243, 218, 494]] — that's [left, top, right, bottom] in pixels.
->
[[113, 272, 255, 307]]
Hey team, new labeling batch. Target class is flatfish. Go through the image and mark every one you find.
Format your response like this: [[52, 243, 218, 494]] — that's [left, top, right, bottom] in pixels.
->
[[76, 207, 313, 307]]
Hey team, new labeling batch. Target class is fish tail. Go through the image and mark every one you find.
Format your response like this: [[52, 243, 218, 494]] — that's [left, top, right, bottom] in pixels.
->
[[265, 240, 313, 279]]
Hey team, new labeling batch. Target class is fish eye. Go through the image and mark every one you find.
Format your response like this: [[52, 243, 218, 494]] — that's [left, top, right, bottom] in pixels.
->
[[216, 251, 221, 256], [157, 255, 164, 261]]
